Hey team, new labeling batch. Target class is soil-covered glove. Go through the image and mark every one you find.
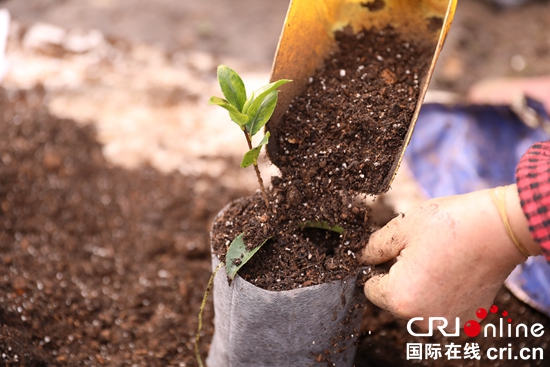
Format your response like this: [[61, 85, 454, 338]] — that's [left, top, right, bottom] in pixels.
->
[[360, 185, 541, 330]]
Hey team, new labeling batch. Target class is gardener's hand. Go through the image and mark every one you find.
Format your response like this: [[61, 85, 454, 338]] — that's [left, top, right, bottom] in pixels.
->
[[360, 185, 541, 330]]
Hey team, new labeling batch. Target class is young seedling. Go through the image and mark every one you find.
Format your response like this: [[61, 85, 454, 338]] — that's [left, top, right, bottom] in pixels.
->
[[209, 65, 291, 207], [196, 67, 291, 366]]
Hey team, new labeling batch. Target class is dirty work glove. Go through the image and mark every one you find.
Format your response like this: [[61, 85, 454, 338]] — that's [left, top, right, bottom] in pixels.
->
[[360, 185, 541, 330]]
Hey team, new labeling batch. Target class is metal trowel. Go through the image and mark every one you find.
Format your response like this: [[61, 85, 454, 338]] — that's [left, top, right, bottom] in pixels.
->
[[266, 0, 457, 193]]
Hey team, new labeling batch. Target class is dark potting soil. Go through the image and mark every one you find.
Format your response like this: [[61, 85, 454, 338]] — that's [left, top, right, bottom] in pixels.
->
[[277, 26, 432, 195], [211, 27, 432, 291], [0, 87, 248, 366], [210, 190, 374, 292]]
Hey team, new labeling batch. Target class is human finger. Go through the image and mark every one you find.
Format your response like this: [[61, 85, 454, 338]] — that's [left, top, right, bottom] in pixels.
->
[[359, 215, 407, 265], [363, 273, 392, 310]]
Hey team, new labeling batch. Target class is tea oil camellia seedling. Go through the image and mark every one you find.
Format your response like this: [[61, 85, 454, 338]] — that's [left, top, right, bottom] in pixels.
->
[[208, 65, 291, 279], [195, 66, 290, 366], [209, 65, 291, 208]]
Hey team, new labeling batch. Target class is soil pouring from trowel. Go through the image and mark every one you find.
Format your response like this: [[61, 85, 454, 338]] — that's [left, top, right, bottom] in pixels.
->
[[196, 1, 457, 366]]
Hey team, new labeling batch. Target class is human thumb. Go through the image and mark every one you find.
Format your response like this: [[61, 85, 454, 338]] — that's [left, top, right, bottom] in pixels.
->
[[360, 215, 407, 265]]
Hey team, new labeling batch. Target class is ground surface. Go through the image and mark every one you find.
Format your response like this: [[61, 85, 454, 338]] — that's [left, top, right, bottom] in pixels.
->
[[1, 0, 550, 366]]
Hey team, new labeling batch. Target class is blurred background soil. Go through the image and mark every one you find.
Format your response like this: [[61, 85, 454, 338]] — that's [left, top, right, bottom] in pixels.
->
[[0, 0, 550, 366]]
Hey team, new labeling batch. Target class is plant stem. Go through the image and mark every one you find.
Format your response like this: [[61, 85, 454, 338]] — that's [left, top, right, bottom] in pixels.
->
[[253, 165, 270, 208], [195, 262, 224, 367], [243, 131, 270, 208]]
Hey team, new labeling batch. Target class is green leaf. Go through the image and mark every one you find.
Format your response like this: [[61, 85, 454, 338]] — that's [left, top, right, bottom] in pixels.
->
[[209, 96, 250, 127], [217, 65, 247, 111], [300, 221, 345, 234], [245, 79, 292, 135], [228, 113, 249, 129], [257, 131, 270, 146], [242, 91, 254, 115], [240, 132, 270, 168], [246, 90, 278, 136], [226, 233, 271, 280], [253, 79, 292, 100], [241, 147, 261, 168]]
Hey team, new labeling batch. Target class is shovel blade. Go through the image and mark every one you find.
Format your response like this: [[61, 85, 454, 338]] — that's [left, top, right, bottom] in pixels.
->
[[267, 0, 457, 193]]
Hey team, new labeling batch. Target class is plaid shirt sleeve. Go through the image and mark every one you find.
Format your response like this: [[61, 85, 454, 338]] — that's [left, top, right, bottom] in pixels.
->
[[516, 141, 550, 260]]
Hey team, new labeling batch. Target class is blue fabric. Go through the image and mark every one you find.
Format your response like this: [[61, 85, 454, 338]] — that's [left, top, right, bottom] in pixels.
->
[[404, 100, 550, 317], [405, 102, 546, 198], [506, 256, 550, 317]]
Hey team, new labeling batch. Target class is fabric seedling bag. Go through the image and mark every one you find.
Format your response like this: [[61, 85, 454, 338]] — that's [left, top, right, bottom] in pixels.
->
[[207, 247, 367, 367]]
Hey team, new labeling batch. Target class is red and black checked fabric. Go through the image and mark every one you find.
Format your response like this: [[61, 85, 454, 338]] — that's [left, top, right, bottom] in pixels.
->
[[516, 141, 550, 260]]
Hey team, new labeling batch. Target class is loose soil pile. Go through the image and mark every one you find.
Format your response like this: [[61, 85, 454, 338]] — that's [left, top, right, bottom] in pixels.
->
[[211, 27, 431, 291], [0, 87, 248, 366]]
